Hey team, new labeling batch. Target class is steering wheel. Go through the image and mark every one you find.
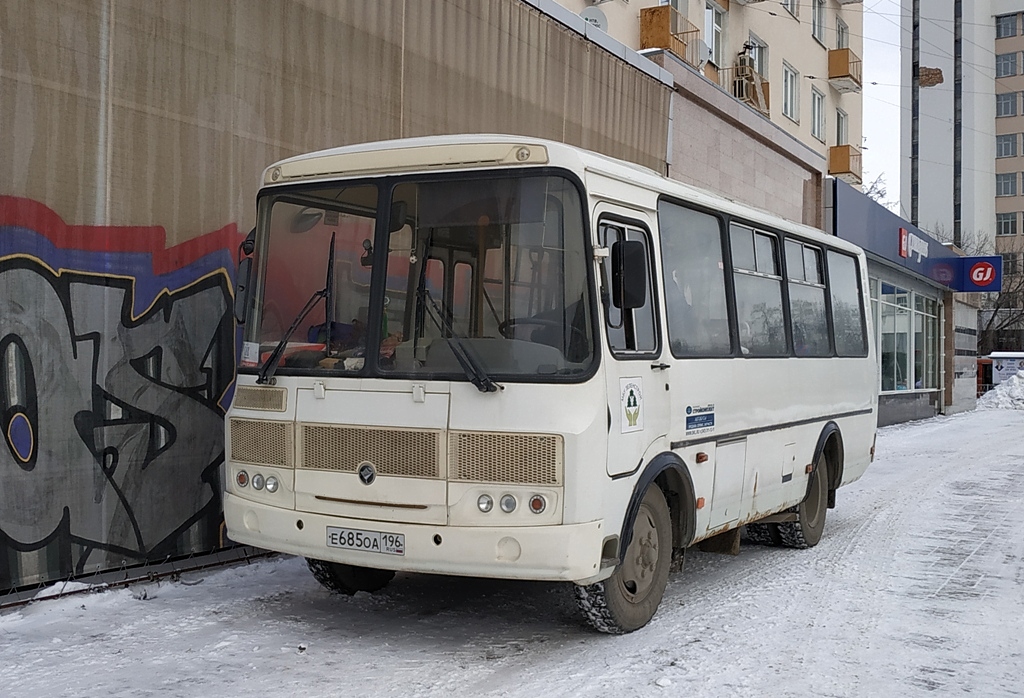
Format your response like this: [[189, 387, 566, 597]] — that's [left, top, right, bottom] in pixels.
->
[[498, 317, 588, 346]]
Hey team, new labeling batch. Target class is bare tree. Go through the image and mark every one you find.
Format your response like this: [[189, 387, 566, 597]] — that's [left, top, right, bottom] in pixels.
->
[[979, 234, 1024, 354]]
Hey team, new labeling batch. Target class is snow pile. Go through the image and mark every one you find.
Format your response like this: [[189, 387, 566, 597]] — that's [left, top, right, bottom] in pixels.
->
[[978, 370, 1024, 410], [31, 580, 94, 600]]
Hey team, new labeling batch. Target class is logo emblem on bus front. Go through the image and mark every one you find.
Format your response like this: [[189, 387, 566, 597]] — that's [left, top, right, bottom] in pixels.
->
[[358, 462, 376, 485]]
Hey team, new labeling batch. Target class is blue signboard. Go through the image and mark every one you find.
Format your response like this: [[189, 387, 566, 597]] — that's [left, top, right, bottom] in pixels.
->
[[831, 180, 1003, 292]]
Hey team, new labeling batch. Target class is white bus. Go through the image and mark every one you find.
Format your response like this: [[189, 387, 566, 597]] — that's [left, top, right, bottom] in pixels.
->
[[226, 135, 877, 633]]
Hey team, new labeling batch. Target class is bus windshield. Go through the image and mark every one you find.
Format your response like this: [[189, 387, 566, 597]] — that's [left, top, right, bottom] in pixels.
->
[[243, 173, 595, 381]]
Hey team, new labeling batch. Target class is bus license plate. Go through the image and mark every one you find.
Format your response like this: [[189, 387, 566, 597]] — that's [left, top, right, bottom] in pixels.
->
[[326, 526, 405, 556]]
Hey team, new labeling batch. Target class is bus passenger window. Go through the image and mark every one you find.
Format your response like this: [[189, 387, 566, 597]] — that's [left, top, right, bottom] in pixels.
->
[[785, 240, 830, 357], [827, 251, 868, 357], [657, 201, 731, 357], [731, 225, 787, 356]]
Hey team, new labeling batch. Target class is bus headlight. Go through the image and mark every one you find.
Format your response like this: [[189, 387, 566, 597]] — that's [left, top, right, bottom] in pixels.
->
[[477, 494, 493, 513], [252, 473, 265, 491], [265, 476, 279, 493], [499, 494, 517, 513]]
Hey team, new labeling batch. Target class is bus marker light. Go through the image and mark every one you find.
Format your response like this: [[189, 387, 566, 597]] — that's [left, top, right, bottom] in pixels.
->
[[696, 497, 705, 509], [478, 494, 494, 513], [265, 476, 279, 493], [236, 470, 249, 488], [500, 495, 517, 513], [252, 473, 265, 490], [528, 495, 546, 514], [805, 464, 814, 474], [696, 452, 709, 464]]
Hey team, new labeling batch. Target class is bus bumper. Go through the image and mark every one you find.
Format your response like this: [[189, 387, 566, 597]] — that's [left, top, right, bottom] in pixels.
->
[[224, 492, 607, 583]]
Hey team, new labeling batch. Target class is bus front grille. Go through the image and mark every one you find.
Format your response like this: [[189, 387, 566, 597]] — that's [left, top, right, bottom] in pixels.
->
[[233, 386, 287, 412], [297, 424, 443, 479], [229, 418, 293, 467], [449, 432, 563, 485]]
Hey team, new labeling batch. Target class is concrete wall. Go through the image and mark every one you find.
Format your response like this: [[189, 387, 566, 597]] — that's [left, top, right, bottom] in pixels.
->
[[0, 0, 671, 590]]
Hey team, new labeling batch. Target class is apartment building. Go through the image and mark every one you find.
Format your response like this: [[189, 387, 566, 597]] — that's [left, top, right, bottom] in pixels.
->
[[551, 0, 864, 225], [992, 6, 1024, 351]]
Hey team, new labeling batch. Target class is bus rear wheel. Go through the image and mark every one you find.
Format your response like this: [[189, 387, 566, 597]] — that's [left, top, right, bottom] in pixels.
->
[[573, 486, 672, 634], [306, 558, 395, 595], [777, 453, 828, 549]]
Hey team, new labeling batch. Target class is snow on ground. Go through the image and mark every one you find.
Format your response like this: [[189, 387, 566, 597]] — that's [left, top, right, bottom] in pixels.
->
[[3, 410, 1024, 698], [979, 371, 1024, 410]]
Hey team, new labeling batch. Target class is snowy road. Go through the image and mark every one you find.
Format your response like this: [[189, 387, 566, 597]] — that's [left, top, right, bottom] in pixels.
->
[[3, 410, 1023, 698]]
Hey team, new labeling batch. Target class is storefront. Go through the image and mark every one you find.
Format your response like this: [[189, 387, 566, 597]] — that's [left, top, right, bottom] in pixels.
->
[[827, 180, 1002, 425]]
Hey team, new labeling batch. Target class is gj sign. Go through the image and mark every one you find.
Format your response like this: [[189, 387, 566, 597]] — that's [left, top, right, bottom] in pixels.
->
[[959, 256, 1003, 293]]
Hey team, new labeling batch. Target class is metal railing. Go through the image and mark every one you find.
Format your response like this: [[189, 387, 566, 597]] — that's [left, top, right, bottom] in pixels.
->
[[718, 63, 770, 116]]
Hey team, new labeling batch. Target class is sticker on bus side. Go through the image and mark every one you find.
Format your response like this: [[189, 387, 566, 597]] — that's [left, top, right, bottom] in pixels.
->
[[685, 403, 715, 435], [620, 377, 644, 433]]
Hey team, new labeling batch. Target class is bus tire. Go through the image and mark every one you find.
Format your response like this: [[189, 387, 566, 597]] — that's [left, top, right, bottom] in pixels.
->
[[305, 558, 395, 595], [573, 486, 672, 634], [744, 522, 781, 546], [777, 453, 828, 549]]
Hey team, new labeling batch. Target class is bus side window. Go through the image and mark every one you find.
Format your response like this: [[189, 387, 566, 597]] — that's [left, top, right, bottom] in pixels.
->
[[599, 222, 658, 356], [827, 251, 868, 357], [657, 201, 732, 357], [731, 225, 788, 356]]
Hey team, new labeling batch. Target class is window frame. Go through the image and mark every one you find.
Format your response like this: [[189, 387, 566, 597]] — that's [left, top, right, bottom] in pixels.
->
[[748, 31, 769, 77], [812, 0, 826, 45], [783, 62, 800, 123], [1003, 252, 1020, 276], [782, 0, 798, 19], [997, 52, 1018, 78], [598, 214, 662, 360], [811, 88, 826, 142], [705, 2, 725, 67], [997, 172, 1018, 197], [836, 108, 849, 145], [997, 133, 1018, 158], [997, 92, 1018, 118], [836, 17, 849, 49], [997, 212, 1018, 236], [997, 14, 1018, 39]]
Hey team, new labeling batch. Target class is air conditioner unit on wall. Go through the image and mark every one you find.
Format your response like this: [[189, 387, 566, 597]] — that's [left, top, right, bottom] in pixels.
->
[[733, 75, 753, 102]]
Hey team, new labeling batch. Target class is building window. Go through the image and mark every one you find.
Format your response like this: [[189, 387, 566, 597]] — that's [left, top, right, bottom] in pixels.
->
[[997, 93, 1018, 117], [836, 108, 848, 145], [997, 53, 1018, 78], [782, 0, 798, 18], [783, 62, 799, 122], [748, 32, 768, 76], [997, 14, 1018, 39], [997, 172, 1018, 197], [876, 283, 939, 391], [837, 18, 849, 49], [1003, 252, 1020, 275], [812, 0, 826, 44], [997, 212, 1018, 236], [705, 3, 724, 67], [811, 88, 825, 141], [998, 133, 1018, 158]]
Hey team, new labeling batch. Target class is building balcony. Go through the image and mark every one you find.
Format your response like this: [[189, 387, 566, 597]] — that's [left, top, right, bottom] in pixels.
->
[[639, 5, 704, 71], [829, 144, 862, 185], [828, 48, 863, 93], [718, 62, 770, 117]]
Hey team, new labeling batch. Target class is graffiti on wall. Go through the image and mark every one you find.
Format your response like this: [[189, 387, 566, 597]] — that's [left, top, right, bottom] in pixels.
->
[[0, 196, 240, 589]]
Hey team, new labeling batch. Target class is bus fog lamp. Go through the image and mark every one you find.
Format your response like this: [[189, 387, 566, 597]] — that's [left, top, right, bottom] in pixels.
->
[[499, 494, 517, 513], [477, 494, 493, 513], [528, 495, 546, 514], [265, 476, 279, 493], [252, 473, 265, 491], [236, 470, 249, 488]]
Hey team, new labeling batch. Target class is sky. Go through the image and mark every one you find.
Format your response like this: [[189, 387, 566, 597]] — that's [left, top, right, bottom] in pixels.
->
[[862, 0, 904, 214]]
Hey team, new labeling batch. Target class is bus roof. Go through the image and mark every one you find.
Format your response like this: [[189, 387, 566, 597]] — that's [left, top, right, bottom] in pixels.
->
[[262, 134, 860, 256]]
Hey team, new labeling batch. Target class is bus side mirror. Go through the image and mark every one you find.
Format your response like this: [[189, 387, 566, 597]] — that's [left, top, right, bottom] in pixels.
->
[[612, 240, 647, 310], [234, 256, 253, 324]]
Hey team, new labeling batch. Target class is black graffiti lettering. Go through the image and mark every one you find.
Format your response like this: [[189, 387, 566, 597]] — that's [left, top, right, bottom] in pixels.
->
[[0, 257, 234, 588]]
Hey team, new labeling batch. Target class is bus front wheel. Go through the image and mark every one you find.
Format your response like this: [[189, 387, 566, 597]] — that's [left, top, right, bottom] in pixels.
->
[[777, 453, 828, 549], [573, 485, 672, 634], [306, 558, 395, 595]]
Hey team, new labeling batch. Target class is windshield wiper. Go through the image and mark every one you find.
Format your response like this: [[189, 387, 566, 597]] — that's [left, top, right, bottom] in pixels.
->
[[419, 288, 501, 393], [257, 232, 336, 384]]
